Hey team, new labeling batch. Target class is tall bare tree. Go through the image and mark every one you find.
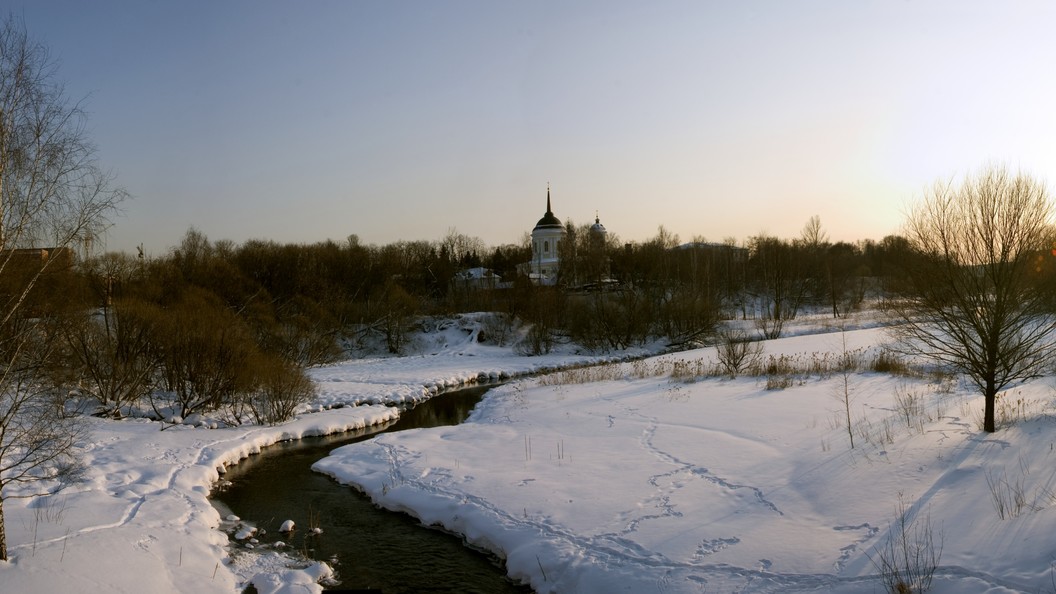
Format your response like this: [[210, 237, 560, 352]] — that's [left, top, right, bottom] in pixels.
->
[[747, 235, 807, 338], [893, 165, 1056, 433], [0, 16, 125, 559], [800, 214, 829, 248]]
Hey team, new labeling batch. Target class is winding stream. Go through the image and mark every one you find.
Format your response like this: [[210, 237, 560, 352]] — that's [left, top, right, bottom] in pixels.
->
[[212, 385, 532, 593]]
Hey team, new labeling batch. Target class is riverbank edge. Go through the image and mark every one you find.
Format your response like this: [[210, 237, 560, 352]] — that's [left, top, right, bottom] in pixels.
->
[[207, 355, 656, 593]]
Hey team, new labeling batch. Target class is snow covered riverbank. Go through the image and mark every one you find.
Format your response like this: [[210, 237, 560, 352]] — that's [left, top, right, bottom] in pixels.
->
[[0, 314, 645, 593], [5, 312, 1052, 593], [0, 404, 398, 594], [315, 327, 1056, 594]]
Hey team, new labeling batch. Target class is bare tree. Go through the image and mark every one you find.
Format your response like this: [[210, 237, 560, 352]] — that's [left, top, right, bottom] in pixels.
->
[[715, 329, 762, 377], [800, 214, 829, 248], [57, 296, 161, 417], [892, 165, 1056, 433], [0, 16, 125, 559], [747, 235, 807, 338]]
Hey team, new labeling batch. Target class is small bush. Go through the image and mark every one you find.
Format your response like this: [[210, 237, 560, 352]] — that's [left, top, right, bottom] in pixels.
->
[[985, 469, 1031, 520], [54, 298, 162, 417], [871, 349, 912, 375], [869, 495, 942, 594], [715, 330, 763, 378], [480, 312, 515, 347], [150, 288, 259, 419], [755, 315, 784, 340], [247, 355, 316, 425], [893, 384, 927, 431], [516, 323, 555, 356], [263, 296, 343, 367]]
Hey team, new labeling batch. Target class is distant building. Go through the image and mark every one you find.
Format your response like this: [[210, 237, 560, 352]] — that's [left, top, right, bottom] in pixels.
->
[[6, 247, 75, 270], [452, 266, 505, 291], [529, 185, 565, 285], [585, 212, 611, 284], [589, 213, 607, 239]]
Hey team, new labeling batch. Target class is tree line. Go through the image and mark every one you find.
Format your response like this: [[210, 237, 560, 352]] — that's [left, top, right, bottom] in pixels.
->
[[53, 214, 922, 373], [0, 215, 922, 436]]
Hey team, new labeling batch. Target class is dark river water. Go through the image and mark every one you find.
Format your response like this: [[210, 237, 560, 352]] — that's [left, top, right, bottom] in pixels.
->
[[212, 385, 533, 594]]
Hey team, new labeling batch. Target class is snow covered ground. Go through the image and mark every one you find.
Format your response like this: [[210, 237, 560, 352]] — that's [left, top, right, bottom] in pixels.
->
[[0, 403, 398, 594], [0, 313, 643, 593], [312, 313, 663, 409], [2, 312, 1054, 593], [316, 326, 1056, 594]]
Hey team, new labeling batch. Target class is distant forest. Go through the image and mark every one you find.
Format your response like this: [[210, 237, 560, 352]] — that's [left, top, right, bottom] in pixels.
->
[[24, 212, 1056, 424], [79, 222, 913, 356]]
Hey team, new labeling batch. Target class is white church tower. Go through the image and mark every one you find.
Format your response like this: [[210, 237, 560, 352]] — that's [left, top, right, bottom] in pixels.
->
[[530, 185, 565, 285]]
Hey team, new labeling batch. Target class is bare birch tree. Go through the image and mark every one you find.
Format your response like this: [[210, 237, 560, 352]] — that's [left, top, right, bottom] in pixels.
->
[[892, 165, 1056, 433], [0, 16, 125, 559]]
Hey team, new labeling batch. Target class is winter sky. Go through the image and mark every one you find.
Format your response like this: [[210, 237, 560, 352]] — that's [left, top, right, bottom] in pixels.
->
[[16, 1, 1056, 254]]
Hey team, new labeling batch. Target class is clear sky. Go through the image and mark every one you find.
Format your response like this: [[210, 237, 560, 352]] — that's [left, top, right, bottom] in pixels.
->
[[14, 1, 1056, 254]]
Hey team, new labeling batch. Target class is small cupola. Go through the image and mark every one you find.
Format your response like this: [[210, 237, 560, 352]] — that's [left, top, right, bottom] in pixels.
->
[[590, 212, 607, 237]]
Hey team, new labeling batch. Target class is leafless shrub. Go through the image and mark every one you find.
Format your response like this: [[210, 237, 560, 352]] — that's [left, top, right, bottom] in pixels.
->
[[566, 290, 654, 351], [246, 355, 316, 425], [755, 315, 785, 340], [56, 298, 161, 417], [893, 384, 928, 431], [869, 494, 943, 594], [715, 330, 763, 377], [515, 323, 556, 356], [985, 469, 1032, 520], [853, 416, 896, 447], [264, 296, 343, 367], [376, 281, 419, 355], [659, 287, 718, 346], [150, 288, 259, 420], [480, 312, 515, 347]]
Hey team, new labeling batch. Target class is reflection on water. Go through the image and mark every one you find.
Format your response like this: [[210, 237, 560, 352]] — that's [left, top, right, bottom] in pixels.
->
[[213, 385, 532, 593]]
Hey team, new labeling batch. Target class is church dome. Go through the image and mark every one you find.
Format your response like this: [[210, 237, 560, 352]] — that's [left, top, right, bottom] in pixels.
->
[[590, 214, 607, 236], [535, 211, 562, 229]]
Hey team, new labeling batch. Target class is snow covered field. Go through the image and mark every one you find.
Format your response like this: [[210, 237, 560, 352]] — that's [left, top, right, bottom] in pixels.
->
[[2, 314, 1055, 593], [316, 326, 1056, 594], [0, 314, 640, 593]]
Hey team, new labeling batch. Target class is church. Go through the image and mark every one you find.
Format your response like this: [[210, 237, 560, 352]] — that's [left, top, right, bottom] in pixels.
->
[[528, 186, 564, 284], [527, 185, 608, 286]]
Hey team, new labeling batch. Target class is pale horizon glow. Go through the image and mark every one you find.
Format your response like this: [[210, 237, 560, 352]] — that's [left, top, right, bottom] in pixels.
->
[[15, 1, 1056, 255]]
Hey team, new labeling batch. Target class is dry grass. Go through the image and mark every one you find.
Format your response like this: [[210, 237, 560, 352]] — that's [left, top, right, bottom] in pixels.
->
[[537, 346, 943, 396]]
